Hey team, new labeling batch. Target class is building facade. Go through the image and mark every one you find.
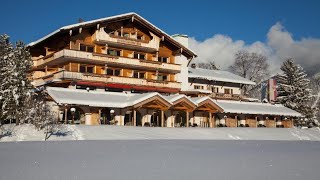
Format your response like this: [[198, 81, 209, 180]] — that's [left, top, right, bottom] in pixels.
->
[[29, 13, 301, 128]]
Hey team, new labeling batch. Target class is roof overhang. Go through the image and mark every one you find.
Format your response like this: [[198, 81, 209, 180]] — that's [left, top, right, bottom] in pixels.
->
[[28, 12, 197, 59]]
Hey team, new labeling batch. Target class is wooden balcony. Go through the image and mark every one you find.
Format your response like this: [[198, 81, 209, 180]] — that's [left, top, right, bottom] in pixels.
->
[[33, 70, 181, 89], [33, 49, 180, 73], [92, 30, 159, 52], [209, 93, 243, 100]]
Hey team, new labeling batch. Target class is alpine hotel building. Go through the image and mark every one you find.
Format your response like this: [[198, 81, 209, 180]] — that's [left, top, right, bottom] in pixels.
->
[[29, 13, 301, 128]]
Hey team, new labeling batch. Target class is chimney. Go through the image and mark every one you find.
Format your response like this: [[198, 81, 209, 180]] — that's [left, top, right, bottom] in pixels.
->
[[171, 34, 189, 48], [191, 63, 196, 69]]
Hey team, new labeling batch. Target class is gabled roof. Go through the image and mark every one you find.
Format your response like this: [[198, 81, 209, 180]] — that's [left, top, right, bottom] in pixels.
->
[[28, 12, 197, 58], [190, 96, 224, 112], [188, 67, 256, 85], [164, 94, 197, 110]]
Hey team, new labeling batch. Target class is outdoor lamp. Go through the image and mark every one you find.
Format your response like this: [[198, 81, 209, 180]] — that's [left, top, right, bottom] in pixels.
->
[[70, 107, 76, 124]]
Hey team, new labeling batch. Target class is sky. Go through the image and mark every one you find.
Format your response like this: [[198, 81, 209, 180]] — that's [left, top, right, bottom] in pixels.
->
[[1, 0, 320, 75]]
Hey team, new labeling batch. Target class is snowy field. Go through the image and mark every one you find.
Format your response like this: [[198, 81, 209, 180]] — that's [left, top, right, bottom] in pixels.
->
[[1, 124, 320, 141], [0, 140, 320, 180]]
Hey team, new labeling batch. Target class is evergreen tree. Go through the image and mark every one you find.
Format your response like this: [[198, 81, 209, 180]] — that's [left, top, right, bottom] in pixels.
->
[[277, 58, 313, 125], [0, 34, 33, 124], [0, 34, 15, 122]]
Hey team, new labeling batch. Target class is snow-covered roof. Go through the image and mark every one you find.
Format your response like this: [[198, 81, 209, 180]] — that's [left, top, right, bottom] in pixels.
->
[[47, 87, 171, 108], [28, 12, 197, 57], [213, 100, 302, 117], [188, 68, 256, 85], [47, 87, 301, 117], [163, 94, 197, 107]]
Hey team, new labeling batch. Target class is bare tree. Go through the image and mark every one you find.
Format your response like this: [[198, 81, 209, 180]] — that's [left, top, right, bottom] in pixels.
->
[[26, 90, 62, 141], [229, 50, 270, 95], [197, 60, 220, 70]]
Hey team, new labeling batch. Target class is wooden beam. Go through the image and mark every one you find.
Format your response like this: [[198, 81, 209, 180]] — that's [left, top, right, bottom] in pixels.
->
[[120, 109, 123, 126], [186, 111, 189, 127], [133, 109, 137, 126], [209, 112, 213, 128], [98, 109, 101, 125], [171, 110, 174, 128], [161, 110, 164, 127], [64, 107, 68, 124]]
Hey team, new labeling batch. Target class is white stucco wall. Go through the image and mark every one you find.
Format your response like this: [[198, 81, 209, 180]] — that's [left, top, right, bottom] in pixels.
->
[[175, 55, 189, 91], [188, 82, 241, 95]]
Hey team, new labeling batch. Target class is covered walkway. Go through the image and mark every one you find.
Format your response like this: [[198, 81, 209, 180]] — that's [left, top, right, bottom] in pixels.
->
[[47, 87, 302, 128]]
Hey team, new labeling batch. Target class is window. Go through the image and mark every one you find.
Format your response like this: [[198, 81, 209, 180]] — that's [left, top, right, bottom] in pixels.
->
[[133, 71, 139, 78], [140, 54, 145, 60], [134, 52, 145, 60], [134, 52, 139, 59], [79, 65, 94, 73], [87, 46, 94, 52], [123, 32, 130, 38], [157, 74, 168, 81], [224, 88, 233, 94], [139, 72, 145, 79], [158, 57, 168, 63], [80, 65, 86, 73], [80, 44, 86, 51], [106, 68, 121, 76], [114, 69, 121, 76], [137, 34, 144, 40], [106, 69, 114, 76], [211, 87, 219, 93], [133, 71, 145, 79], [107, 49, 121, 56], [194, 85, 204, 90], [87, 66, 94, 73], [80, 44, 94, 52]]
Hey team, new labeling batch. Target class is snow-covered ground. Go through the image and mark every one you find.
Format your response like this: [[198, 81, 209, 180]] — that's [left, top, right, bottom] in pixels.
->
[[1, 140, 320, 180], [1, 124, 320, 141]]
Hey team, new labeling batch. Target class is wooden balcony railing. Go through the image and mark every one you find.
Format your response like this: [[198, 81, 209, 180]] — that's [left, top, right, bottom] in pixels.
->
[[33, 49, 180, 73], [209, 93, 243, 100], [33, 70, 181, 89], [92, 30, 159, 51]]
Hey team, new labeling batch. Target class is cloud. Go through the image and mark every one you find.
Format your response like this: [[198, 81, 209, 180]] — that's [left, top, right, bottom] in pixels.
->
[[189, 22, 320, 76]]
